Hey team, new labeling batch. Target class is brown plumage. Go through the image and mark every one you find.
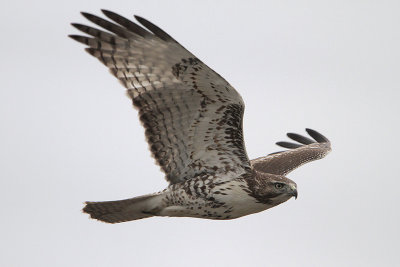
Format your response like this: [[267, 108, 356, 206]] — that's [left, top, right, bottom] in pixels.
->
[[70, 10, 331, 223]]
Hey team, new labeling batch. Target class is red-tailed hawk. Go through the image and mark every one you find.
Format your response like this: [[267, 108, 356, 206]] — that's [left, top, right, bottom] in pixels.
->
[[70, 10, 331, 223]]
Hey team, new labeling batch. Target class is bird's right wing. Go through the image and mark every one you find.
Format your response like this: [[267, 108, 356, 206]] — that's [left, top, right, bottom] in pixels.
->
[[250, 129, 331, 176], [70, 10, 251, 184]]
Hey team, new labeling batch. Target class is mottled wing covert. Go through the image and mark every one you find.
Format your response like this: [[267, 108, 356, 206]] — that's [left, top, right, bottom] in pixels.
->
[[70, 10, 251, 184], [250, 129, 331, 175]]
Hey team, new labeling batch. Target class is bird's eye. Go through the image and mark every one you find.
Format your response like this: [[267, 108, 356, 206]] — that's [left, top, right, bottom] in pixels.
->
[[275, 183, 284, 189]]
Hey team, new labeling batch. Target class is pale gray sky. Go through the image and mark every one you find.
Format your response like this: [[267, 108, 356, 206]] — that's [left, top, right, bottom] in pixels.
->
[[1, 0, 399, 266]]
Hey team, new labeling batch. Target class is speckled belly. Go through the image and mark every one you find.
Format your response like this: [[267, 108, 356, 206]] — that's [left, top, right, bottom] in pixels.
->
[[158, 179, 269, 220]]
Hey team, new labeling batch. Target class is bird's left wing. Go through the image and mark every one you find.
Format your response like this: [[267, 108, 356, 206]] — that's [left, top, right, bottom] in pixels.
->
[[70, 10, 251, 184], [250, 129, 331, 176]]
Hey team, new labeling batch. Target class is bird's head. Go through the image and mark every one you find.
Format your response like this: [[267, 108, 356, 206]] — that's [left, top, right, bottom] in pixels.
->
[[248, 171, 298, 206]]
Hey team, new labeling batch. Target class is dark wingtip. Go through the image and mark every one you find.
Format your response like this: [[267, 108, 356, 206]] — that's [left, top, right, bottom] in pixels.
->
[[287, 132, 314, 145], [102, 11, 152, 38], [274, 128, 330, 152], [100, 9, 112, 15], [101, 9, 122, 20], [306, 128, 329, 143], [68, 34, 89, 44], [134, 15, 174, 41], [133, 15, 145, 22], [80, 11, 91, 18], [80, 12, 102, 23], [276, 141, 302, 149], [134, 15, 151, 29]]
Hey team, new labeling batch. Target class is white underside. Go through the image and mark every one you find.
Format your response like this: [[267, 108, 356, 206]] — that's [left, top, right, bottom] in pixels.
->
[[157, 179, 280, 219]]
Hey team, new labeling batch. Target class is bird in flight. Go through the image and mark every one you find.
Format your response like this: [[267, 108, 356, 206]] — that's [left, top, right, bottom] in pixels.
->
[[70, 10, 331, 223]]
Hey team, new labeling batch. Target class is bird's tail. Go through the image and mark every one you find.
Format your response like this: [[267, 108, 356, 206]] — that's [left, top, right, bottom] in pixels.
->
[[83, 192, 163, 223]]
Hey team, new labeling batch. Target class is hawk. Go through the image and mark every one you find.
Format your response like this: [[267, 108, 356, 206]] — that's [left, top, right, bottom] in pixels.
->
[[70, 10, 331, 223]]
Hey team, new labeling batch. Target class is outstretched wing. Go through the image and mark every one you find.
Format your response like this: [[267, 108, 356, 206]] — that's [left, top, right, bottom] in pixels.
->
[[70, 10, 251, 184], [250, 129, 331, 176]]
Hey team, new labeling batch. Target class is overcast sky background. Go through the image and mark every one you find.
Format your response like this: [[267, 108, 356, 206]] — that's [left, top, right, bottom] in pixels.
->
[[1, 0, 399, 266]]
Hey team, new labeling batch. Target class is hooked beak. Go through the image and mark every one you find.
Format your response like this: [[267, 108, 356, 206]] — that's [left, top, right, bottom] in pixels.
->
[[292, 189, 298, 199], [289, 184, 298, 199]]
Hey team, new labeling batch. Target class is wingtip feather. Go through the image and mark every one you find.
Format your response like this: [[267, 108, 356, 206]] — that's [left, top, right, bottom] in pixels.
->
[[134, 15, 174, 41], [287, 132, 314, 145], [100, 9, 112, 15], [80, 11, 91, 18], [305, 128, 329, 143], [69, 35, 90, 45], [133, 15, 144, 22], [276, 141, 302, 149]]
